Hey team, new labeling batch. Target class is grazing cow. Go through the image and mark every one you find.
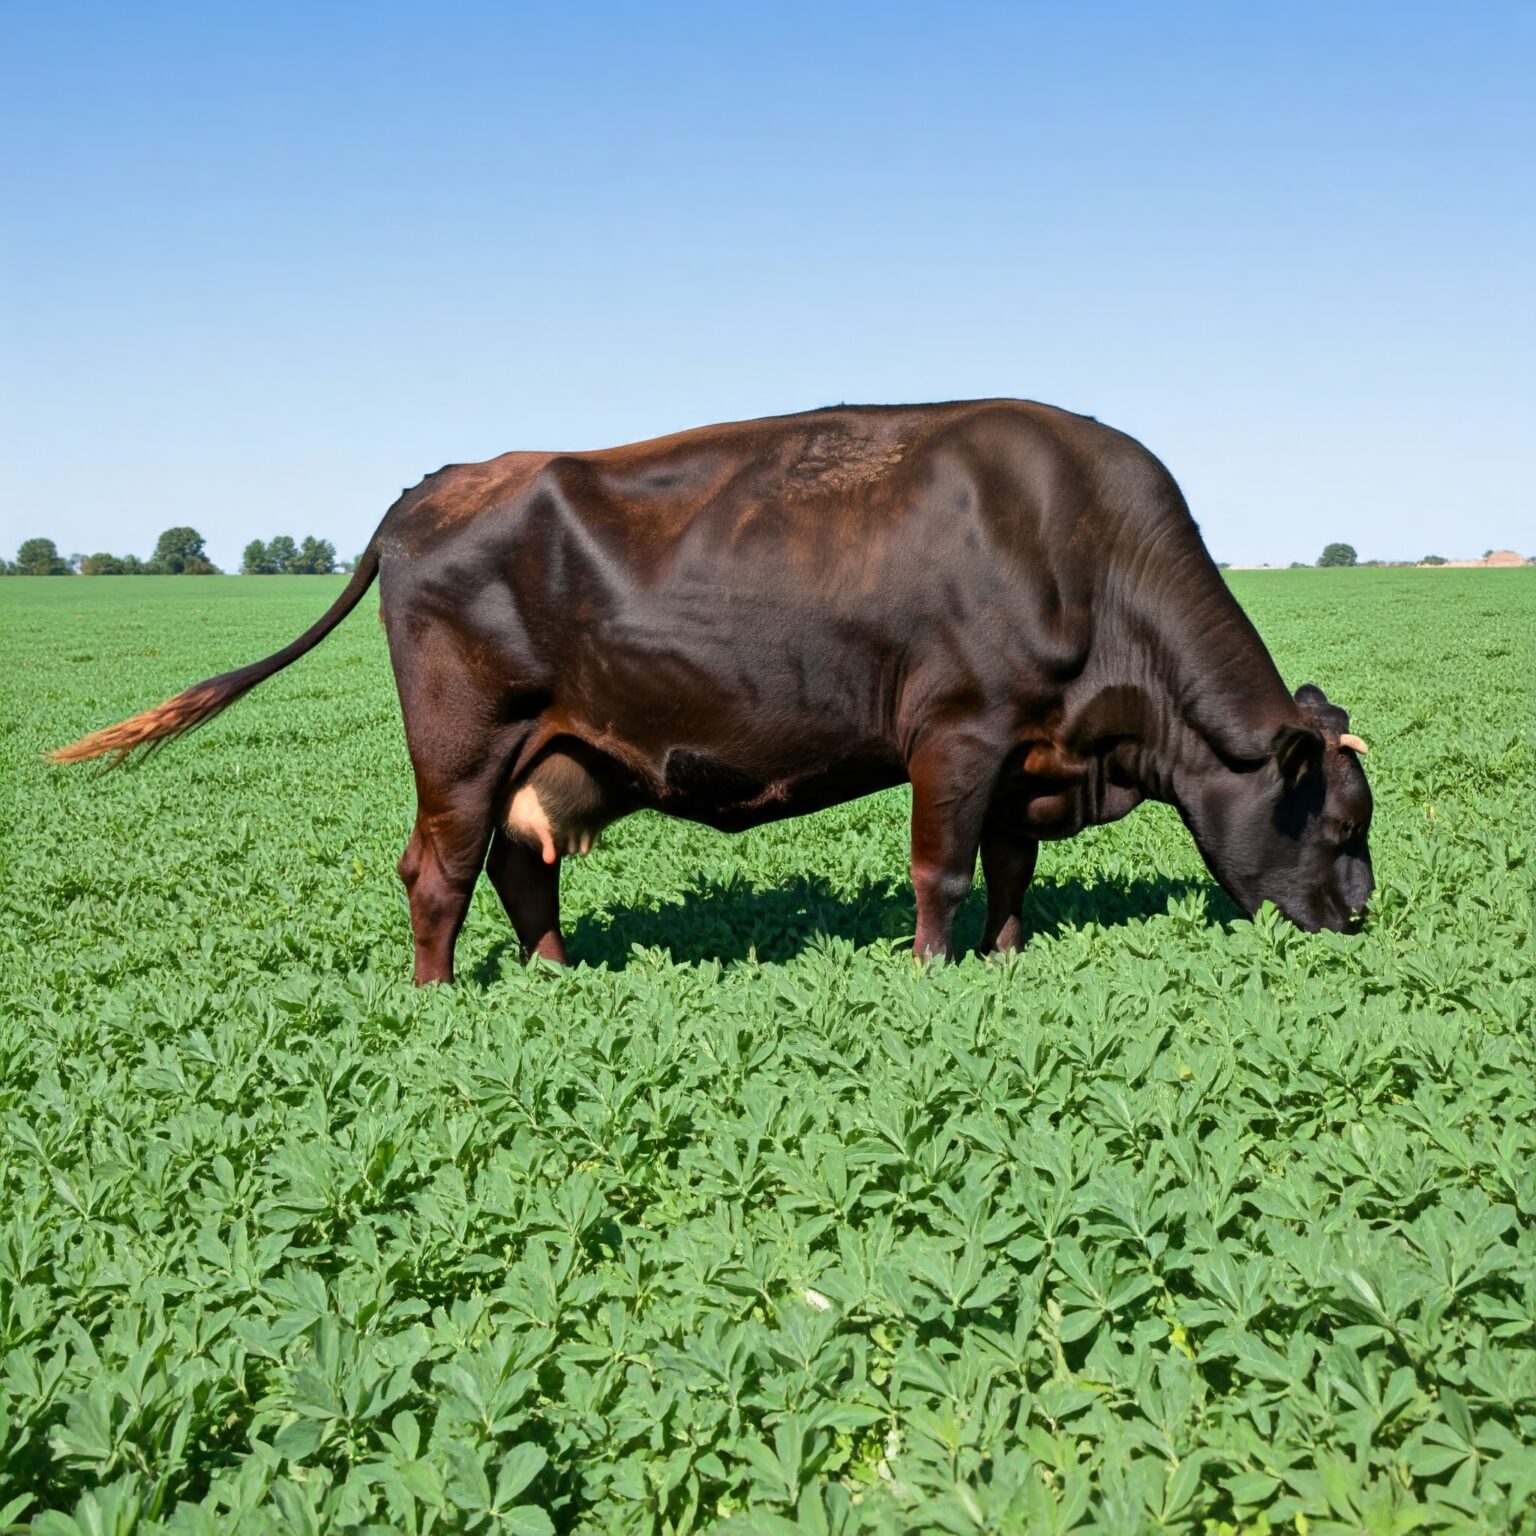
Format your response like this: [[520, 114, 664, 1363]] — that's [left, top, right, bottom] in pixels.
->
[[52, 401, 1374, 982]]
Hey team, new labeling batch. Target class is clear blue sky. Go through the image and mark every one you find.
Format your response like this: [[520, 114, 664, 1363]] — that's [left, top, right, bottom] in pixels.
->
[[3, 2, 1531, 569]]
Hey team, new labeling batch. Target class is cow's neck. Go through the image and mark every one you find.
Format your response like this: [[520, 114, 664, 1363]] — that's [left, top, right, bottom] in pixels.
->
[[1089, 523, 1299, 798]]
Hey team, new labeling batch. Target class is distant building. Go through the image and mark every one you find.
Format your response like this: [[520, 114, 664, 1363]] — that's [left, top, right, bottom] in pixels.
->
[[1418, 549, 1529, 568]]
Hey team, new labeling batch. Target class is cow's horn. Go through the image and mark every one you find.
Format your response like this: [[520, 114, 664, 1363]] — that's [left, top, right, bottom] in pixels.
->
[[1339, 733, 1368, 754]]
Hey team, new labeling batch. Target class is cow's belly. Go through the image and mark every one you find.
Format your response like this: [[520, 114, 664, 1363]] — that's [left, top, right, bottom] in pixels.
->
[[647, 745, 906, 831], [507, 714, 906, 846], [541, 609, 903, 816]]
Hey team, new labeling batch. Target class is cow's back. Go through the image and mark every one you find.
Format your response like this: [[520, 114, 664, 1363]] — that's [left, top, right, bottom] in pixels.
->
[[385, 398, 1126, 621], [376, 401, 1169, 798]]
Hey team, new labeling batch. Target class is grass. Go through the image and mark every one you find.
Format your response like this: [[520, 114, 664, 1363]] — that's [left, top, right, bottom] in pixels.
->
[[0, 568, 1531, 1534]]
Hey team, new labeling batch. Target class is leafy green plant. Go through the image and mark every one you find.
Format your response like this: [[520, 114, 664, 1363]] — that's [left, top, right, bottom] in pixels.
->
[[0, 568, 1532, 1532]]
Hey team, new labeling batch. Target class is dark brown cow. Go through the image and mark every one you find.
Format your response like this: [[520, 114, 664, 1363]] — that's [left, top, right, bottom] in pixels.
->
[[52, 400, 1374, 982]]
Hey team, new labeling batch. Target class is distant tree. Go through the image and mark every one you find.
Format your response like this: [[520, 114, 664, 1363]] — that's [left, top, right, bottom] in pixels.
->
[[242, 539, 276, 575], [1483, 549, 1494, 559], [266, 535, 299, 574], [1289, 561, 1308, 569], [150, 526, 219, 574], [293, 536, 337, 575], [1421, 554, 1447, 566], [68, 552, 87, 572], [80, 552, 129, 575], [15, 537, 72, 575], [1317, 543, 1358, 568]]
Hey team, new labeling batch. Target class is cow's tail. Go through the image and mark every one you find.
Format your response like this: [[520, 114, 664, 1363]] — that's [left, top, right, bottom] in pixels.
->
[[49, 539, 384, 767]]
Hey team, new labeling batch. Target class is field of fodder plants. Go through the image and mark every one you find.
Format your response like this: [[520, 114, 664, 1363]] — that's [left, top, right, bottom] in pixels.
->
[[1, 568, 1532, 1535]]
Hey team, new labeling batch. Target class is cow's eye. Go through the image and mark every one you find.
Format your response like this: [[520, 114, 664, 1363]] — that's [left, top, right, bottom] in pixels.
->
[[1337, 821, 1369, 851]]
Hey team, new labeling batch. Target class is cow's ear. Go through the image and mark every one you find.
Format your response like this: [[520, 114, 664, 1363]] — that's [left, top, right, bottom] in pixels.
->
[[1293, 683, 1330, 709], [1273, 723, 1325, 786]]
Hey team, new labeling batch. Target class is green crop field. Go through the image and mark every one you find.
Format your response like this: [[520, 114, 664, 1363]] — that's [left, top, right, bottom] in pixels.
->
[[1, 569, 1531, 1535]]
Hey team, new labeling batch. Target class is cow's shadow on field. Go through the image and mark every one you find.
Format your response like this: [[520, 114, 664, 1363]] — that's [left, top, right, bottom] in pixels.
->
[[474, 870, 1241, 975]]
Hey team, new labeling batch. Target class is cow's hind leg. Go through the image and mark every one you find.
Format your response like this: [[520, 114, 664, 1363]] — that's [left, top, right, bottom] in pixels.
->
[[979, 821, 1039, 955], [398, 777, 503, 985], [386, 611, 542, 983], [487, 741, 632, 965], [486, 831, 566, 963]]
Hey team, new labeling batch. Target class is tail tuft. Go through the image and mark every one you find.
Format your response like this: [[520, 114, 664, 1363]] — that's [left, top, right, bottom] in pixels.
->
[[49, 674, 247, 767]]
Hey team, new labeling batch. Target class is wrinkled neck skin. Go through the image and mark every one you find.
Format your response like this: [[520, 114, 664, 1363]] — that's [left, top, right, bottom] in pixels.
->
[[1064, 517, 1301, 907]]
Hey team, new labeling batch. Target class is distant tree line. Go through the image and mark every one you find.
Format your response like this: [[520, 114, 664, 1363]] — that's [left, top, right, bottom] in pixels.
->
[[2, 529, 217, 575], [3, 528, 343, 576], [10, 538, 74, 575], [241, 535, 336, 575], [1268, 546, 1516, 569]]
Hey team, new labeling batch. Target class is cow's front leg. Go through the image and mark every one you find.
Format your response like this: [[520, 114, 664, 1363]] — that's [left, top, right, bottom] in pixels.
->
[[979, 821, 1039, 955], [486, 830, 567, 964], [907, 735, 1002, 960]]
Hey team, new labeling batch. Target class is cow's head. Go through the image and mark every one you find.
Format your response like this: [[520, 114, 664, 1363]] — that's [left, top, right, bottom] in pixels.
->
[[1182, 684, 1375, 932]]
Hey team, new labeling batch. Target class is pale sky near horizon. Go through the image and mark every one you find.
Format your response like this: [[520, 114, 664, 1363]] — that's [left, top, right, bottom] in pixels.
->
[[3, 2, 1531, 571]]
